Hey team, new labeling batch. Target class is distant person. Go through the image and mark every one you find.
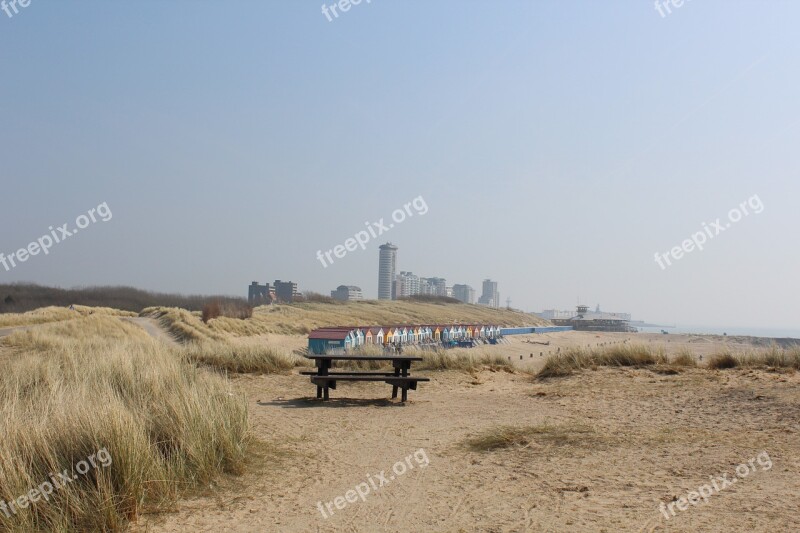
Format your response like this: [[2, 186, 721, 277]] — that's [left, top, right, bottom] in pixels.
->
[[69, 304, 75, 311]]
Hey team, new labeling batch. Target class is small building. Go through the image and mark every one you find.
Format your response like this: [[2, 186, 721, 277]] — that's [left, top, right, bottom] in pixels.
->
[[331, 285, 363, 302], [248, 281, 272, 306], [273, 280, 298, 303], [370, 327, 384, 345], [552, 305, 636, 332], [452, 284, 475, 304], [308, 328, 354, 355]]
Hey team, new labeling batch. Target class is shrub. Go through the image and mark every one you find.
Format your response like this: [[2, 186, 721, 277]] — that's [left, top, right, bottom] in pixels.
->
[[202, 301, 222, 323], [299, 292, 338, 304], [0, 282, 249, 314], [397, 294, 461, 304], [708, 352, 739, 370], [219, 302, 253, 320]]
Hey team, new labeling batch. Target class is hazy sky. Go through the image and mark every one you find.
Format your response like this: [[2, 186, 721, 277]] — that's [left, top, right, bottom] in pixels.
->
[[1, 1, 798, 329]]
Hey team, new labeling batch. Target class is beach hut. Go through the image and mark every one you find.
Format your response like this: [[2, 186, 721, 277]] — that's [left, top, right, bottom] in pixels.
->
[[371, 327, 384, 345], [353, 328, 365, 347], [422, 325, 432, 342], [307, 328, 353, 355]]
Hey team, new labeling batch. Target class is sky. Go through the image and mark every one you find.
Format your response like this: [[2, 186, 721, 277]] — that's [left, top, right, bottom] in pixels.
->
[[1, 0, 798, 329]]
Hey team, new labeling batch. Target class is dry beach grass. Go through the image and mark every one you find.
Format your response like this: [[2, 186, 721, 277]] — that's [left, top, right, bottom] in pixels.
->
[[0, 316, 248, 532]]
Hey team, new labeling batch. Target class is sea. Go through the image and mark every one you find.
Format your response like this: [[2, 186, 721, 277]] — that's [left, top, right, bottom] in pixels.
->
[[637, 326, 800, 339]]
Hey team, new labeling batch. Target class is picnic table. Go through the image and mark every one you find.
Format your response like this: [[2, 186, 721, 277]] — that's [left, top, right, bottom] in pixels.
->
[[301, 354, 429, 402]]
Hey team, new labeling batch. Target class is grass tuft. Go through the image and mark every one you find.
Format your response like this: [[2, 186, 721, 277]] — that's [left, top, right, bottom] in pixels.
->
[[181, 339, 301, 374], [464, 422, 596, 452], [707, 352, 739, 370], [671, 349, 698, 367]]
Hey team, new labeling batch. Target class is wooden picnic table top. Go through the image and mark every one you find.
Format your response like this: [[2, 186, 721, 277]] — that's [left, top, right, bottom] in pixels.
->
[[304, 354, 423, 362]]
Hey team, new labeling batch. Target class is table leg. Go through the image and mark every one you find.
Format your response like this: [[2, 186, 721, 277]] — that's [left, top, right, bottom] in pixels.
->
[[392, 365, 400, 399], [318, 358, 331, 400], [401, 361, 412, 402]]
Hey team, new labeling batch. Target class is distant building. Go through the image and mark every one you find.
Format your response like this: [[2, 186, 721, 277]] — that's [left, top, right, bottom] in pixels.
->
[[378, 243, 398, 300], [421, 277, 447, 297], [395, 271, 420, 298], [273, 280, 298, 303], [551, 305, 636, 332], [452, 284, 475, 304], [594, 304, 631, 321], [331, 285, 363, 302], [396, 272, 448, 298], [537, 304, 631, 322], [248, 282, 272, 306], [536, 309, 575, 320], [478, 279, 499, 308]]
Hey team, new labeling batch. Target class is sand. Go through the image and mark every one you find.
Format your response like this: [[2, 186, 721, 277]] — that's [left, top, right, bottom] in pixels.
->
[[133, 330, 800, 533]]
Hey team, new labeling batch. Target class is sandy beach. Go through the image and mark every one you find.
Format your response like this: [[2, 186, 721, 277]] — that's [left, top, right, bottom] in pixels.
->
[[136, 331, 800, 533]]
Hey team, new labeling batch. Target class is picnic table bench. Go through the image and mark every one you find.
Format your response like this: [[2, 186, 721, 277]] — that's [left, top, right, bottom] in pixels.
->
[[302, 354, 429, 402]]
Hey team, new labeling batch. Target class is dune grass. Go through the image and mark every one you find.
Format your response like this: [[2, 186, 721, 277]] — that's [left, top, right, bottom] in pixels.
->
[[671, 348, 698, 367], [0, 305, 136, 329], [143, 300, 549, 338], [141, 307, 516, 374], [0, 316, 249, 532], [538, 344, 800, 378], [416, 348, 513, 372], [707, 351, 739, 370], [537, 344, 668, 378], [181, 339, 302, 374], [708, 347, 800, 370], [142, 307, 227, 343], [464, 422, 596, 452]]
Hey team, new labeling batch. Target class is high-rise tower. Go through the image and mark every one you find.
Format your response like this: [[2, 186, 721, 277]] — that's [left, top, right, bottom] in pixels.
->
[[378, 243, 398, 300], [479, 279, 499, 308]]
